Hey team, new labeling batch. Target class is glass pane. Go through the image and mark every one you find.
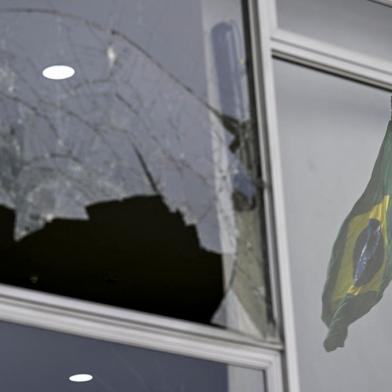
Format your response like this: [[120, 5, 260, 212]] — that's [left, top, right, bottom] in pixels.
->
[[0, 1, 275, 341], [0, 320, 265, 392], [275, 0, 392, 62], [274, 60, 392, 391]]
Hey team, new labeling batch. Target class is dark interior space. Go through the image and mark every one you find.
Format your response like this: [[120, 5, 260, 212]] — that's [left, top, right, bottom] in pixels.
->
[[0, 196, 224, 324]]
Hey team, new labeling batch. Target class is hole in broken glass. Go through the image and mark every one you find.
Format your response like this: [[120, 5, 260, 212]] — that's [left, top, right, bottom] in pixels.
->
[[0, 3, 274, 339], [0, 196, 224, 324]]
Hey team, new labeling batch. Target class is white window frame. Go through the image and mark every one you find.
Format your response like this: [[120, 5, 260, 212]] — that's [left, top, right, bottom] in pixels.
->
[[269, 0, 392, 90], [0, 283, 283, 391], [249, 1, 300, 391], [258, 0, 392, 391]]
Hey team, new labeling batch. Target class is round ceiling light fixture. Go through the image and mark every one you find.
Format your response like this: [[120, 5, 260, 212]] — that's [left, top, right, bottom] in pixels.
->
[[69, 374, 93, 383], [42, 65, 75, 80]]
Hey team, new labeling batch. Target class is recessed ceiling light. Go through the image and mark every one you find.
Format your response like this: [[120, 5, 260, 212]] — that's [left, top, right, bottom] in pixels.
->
[[69, 374, 93, 383], [42, 65, 75, 80]]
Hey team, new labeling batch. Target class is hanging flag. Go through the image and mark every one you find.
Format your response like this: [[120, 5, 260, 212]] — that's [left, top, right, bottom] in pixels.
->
[[322, 118, 392, 352]]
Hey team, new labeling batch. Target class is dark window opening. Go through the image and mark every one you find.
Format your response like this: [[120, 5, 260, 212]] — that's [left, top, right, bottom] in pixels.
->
[[0, 196, 223, 324]]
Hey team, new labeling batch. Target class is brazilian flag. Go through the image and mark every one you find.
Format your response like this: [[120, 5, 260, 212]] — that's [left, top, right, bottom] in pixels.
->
[[322, 120, 392, 352]]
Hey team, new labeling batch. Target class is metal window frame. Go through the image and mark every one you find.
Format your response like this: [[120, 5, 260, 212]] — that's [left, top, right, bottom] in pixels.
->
[[0, 283, 283, 391], [258, 0, 392, 391], [249, 1, 301, 391], [269, 2, 392, 91]]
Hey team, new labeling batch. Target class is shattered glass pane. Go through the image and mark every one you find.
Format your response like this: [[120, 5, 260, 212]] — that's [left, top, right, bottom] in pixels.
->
[[0, 0, 277, 341]]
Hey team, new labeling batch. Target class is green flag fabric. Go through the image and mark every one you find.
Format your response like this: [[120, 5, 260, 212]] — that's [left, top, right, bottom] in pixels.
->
[[322, 120, 392, 352]]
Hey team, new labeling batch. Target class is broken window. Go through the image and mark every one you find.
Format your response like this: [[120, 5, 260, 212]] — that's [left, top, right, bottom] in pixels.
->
[[0, 0, 277, 342]]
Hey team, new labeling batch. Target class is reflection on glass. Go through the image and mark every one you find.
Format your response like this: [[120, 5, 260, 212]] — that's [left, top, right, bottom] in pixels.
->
[[274, 59, 392, 392], [0, 1, 275, 341], [0, 320, 265, 392], [322, 118, 392, 352], [276, 0, 392, 62]]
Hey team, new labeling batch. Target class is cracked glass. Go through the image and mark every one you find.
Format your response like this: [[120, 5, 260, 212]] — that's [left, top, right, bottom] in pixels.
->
[[0, 0, 276, 341]]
